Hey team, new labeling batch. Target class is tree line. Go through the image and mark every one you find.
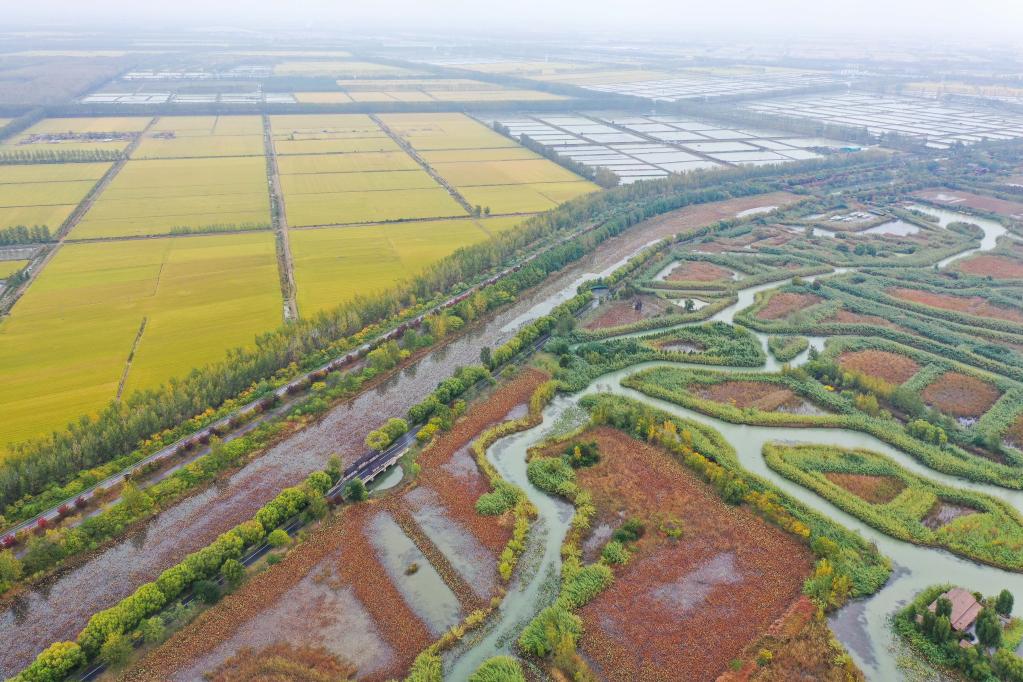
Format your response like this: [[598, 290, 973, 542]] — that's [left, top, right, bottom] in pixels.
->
[[0, 148, 124, 165], [0, 224, 51, 245]]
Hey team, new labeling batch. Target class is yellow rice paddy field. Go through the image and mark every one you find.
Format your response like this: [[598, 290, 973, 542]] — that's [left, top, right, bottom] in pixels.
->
[[132, 115, 265, 159], [0, 233, 281, 448], [0, 112, 602, 448], [0, 162, 110, 231], [290, 219, 491, 315], [71, 156, 271, 238], [379, 113, 598, 212]]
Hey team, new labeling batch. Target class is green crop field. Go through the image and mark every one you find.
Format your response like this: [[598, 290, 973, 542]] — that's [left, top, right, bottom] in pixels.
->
[[290, 219, 491, 315], [72, 156, 271, 238], [0, 162, 111, 230], [0, 232, 281, 449]]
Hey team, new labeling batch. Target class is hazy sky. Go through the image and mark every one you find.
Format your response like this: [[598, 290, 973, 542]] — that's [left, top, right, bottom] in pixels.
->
[[5, 0, 1023, 42]]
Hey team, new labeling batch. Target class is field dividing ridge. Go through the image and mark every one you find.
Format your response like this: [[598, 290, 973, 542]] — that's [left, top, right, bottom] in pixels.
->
[[263, 114, 298, 321], [369, 113, 476, 216]]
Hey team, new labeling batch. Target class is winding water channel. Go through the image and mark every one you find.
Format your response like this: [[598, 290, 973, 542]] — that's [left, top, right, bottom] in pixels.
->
[[447, 207, 1018, 680]]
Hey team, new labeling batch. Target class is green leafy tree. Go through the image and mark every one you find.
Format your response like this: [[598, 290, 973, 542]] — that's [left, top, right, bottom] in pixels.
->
[[0, 550, 22, 591], [139, 616, 166, 645], [192, 579, 221, 604], [19, 641, 85, 681], [935, 596, 952, 619], [267, 529, 291, 548], [344, 478, 368, 502], [932, 614, 951, 643], [326, 454, 344, 484], [99, 631, 132, 667], [977, 608, 1003, 648], [221, 558, 244, 587], [997, 589, 1015, 616]]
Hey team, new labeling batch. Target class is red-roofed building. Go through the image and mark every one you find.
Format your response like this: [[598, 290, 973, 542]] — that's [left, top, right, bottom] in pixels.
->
[[928, 588, 983, 633]]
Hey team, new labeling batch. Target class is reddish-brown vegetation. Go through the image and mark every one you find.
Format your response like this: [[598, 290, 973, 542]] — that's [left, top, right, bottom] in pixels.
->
[[837, 350, 921, 385], [956, 255, 1023, 279], [921, 372, 1002, 418], [123, 505, 430, 682], [694, 381, 804, 411], [756, 292, 822, 321], [640, 192, 801, 237], [824, 473, 906, 504], [719, 597, 863, 682], [914, 189, 1023, 219], [208, 642, 356, 681], [583, 296, 670, 330], [667, 261, 735, 282], [571, 427, 814, 682], [889, 287, 1023, 324], [411, 367, 547, 553], [822, 308, 900, 330]]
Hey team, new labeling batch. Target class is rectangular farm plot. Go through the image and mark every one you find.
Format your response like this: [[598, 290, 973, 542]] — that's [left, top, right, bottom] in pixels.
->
[[72, 156, 271, 238], [290, 220, 490, 315], [282, 186, 466, 227], [274, 136, 399, 155], [279, 169, 438, 195], [459, 181, 595, 213], [0, 161, 110, 231], [276, 151, 419, 175], [269, 113, 397, 155], [1, 116, 151, 154], [0, 233, 282, 448], [132, 115, 265, 159], [377, 113, 518, 151], [429, 158, 583, 186]]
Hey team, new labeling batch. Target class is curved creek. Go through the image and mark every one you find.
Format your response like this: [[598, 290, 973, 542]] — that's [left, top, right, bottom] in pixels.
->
[[447, 209, 1017, 679]]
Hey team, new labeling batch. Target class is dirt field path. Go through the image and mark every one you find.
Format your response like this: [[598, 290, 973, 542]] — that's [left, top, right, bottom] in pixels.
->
[[262, 114, 299, 322], [370, 113, 475, 216]]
